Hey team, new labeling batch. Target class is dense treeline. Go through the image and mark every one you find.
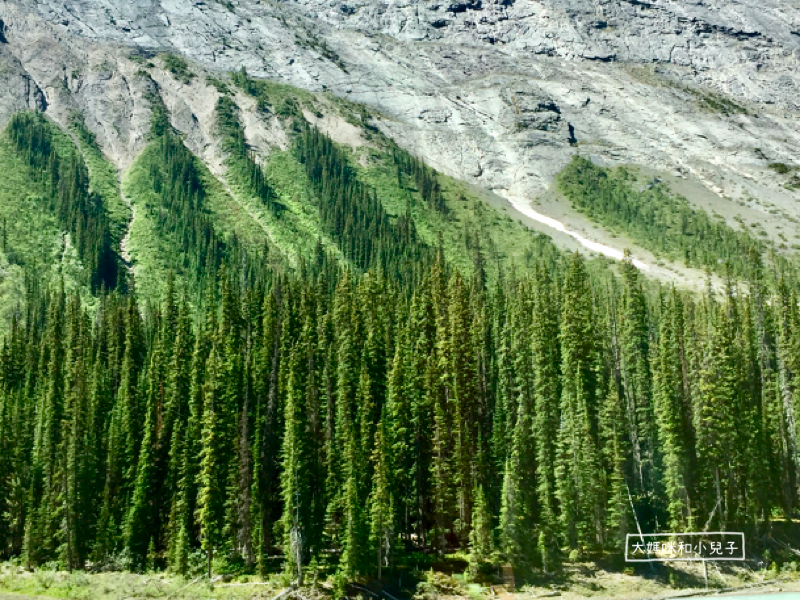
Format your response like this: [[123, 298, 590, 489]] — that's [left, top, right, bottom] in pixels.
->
[[136, 95, 285, 303], [7, 112, 119, 291], [0, 246, 798, 582], [557, 156, 762, 278], [145, 131, 226, 294], [296, 121, 433, 283], [392, 147, 447, 214], [216, 96, 282, 214], [2, 105, 800, 589]]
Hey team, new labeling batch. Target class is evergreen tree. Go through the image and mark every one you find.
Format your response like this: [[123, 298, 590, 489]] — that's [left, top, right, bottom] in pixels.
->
[[24, 284, 66, 567], [556, 253, 603, 553], [196, 347, 226, 578], [467, 482, 493, 581], [498, 363, 536, 573], [653, 290, 694, 530], [532, 266, 560, 570], [368, 411, 393, 581], [619, 256, 656, 509]]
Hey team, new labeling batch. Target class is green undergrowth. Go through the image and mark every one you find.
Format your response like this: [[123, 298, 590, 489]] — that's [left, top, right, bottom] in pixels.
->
[[0, 120, 101, 331], [249, 150, 346, 266], [232, 69, 314, 117], [359, 144, 559, 280], [121, 143, 186, 304], [0, 134, 63, 272], [0, 562, 278, 600], [229, 69, 562, 283], [1, 559, 796, 600], [214, 94, 344, 267], [556, 156, 764, 278], [69, 115, 129, 247], [200, 161, 276, 251], [122, 138, 282, 304], [161, 53, 194, 84]]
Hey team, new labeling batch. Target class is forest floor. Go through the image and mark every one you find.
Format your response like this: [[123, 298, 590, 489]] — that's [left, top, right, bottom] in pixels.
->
[[0, 560, 798, 600]]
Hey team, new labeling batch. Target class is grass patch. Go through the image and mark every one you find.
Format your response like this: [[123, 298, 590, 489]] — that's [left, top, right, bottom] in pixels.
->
[[769, 162, 792, 175], [0, 562, 284, 600]]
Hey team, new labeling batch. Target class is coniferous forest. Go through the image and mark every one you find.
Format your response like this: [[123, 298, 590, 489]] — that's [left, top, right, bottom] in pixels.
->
[[0, 106, 799, 591]]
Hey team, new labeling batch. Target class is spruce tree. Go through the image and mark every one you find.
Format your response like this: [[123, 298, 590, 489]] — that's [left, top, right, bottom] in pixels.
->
[[653, 290, 694, 530], [467, 482, 493, 581], [619, 256, 656, 505], [197, 346, 225, 578], [252, 281, 283, 575], [556, 253, 603, 553], [498, 366, 536, 574], [532, 266, 560, 570], [24, 283, 65, 567], [368, 411, 393, 581]]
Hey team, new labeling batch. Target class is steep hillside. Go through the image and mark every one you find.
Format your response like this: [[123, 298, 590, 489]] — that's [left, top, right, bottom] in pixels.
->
[[2, 3, 800, 595], [0, 0, 798, 288]]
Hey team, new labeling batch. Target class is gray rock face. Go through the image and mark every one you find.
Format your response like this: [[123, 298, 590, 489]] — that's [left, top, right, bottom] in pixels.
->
[[0, 0, 798, 269]]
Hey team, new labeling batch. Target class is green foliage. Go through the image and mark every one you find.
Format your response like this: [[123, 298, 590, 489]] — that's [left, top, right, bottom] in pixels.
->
[[215, 96, 280, 213], [128, 132, 223, 299], [122, 124, 275, 304], [6, 112, 120, 291], [769, 162, 791, 175], [161, 54, 194, 84], [1, 87, 799, 592], [0, 228, 797, 582], [467, 484, 493, 581], [231, 69, 313, 117], [68, 113, 129, 248], [358, 140, 559, 283], [206, 76, 231, 95], [695, 90, 749, 116], [392, 146, 446, 214], [557, 156, 761, 277], [141, 79, 172, 139], [295, 121, 434, 284], [556, 253, 604, 553], [0, 132, 61, 309]]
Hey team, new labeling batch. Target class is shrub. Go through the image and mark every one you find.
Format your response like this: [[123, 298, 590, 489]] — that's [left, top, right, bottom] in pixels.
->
[[769, 162, 790, 174], [161, 53, 194, 84]]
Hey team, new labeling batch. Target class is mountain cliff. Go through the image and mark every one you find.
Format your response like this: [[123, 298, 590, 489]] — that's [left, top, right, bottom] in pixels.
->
[[0, 0, 799, 286]]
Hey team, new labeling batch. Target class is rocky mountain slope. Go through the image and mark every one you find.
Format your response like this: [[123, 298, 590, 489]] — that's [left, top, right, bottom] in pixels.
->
[[0, 0, 799, 285]]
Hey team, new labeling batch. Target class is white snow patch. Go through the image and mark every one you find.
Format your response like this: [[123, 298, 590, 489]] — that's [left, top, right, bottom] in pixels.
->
[[501, 192, 651, 271]]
